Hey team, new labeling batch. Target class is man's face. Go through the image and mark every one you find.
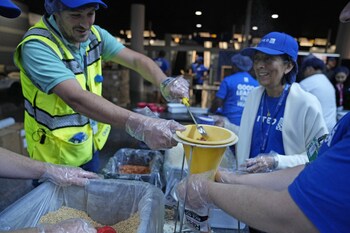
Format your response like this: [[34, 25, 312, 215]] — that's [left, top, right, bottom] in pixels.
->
[[54, 6, 96, 46], [340, 1, 350, 23]]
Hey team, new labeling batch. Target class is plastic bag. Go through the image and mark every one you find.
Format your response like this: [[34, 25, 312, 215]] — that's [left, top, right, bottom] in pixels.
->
[[0, 179, 165, 233], [101, 148, 164, 189]]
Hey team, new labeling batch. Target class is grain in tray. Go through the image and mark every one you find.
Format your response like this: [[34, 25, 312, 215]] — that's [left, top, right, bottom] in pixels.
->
[[39, 206, 140, 233]]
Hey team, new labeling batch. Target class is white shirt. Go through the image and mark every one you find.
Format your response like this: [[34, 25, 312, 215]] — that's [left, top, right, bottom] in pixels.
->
[[299, 73, 337, 131]]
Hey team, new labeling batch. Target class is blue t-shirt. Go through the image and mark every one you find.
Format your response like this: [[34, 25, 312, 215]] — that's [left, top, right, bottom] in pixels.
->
[[250, 93, 287, 157], [289, 112, 350, 232], [154, 57, 170, 74], [21, 15, 125, 93], [216, 71, 258, 125], [192, 64, 209, 85]]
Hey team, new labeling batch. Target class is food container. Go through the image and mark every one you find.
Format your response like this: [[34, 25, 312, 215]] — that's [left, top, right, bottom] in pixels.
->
[[0, 179, 165, 233], [101, 148, 164, 189]]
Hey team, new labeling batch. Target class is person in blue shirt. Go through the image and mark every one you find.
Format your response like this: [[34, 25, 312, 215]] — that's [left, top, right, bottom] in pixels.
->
[[154, 50, 170, 76], [191, 56, 209, 105], [209, 53, 259, 133]]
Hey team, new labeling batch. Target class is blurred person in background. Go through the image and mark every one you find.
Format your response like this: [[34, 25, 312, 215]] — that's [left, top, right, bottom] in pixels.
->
[[153, 50, 171, 103], [14, 0, 189, 173], [209, 53, 259, 135], [332, 66, 350, 110], [176, 3, 350, 232], [324, 57, 337, 80], [154, 50, 170, 76], [299, 56, 337, 131], [0, 1, 98, 233], [191, 56, 209, 106]]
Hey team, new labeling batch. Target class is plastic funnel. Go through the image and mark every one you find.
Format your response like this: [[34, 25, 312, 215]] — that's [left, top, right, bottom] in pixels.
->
[[175, 125, 238, 179]]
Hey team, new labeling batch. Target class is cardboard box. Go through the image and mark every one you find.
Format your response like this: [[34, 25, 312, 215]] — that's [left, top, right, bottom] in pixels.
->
[[0, 123, 28, 156]]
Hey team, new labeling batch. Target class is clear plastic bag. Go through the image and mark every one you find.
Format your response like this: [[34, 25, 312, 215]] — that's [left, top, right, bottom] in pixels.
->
[[101, 148, 164, 189], [0, 179, 165, 233]]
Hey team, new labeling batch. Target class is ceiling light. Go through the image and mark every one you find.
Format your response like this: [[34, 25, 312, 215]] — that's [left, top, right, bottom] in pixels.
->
[[252, 26, 258, 31], [271, 14, 279, 19], [195, 11, 202, 16], [196, 24, 202, 28]]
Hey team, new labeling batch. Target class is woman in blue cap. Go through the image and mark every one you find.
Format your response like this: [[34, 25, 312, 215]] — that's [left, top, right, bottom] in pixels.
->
[[235, 32, 328, 174], [176, 4, 350, 232]]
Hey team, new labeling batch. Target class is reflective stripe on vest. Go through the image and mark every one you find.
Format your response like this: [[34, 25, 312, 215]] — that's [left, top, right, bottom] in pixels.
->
[[24, 99, 89, 130]]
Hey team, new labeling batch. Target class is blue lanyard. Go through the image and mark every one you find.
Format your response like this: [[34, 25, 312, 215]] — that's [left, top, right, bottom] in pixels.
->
[[259, 84, 290, 153]]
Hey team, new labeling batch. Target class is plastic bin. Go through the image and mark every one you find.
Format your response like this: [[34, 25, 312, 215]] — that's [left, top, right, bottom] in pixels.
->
[[101, 148, 164, 188], [0, 179, 165, 233]]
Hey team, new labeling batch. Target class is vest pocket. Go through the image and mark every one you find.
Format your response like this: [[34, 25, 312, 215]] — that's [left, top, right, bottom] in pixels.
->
[[32, 130, 93, 167]]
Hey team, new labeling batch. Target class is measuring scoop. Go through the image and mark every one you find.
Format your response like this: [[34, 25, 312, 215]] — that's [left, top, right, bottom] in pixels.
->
[[181, 97, 208, 137]]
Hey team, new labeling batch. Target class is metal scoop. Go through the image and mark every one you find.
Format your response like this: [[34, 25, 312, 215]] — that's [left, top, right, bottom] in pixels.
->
[[182, 97, 208, 137]]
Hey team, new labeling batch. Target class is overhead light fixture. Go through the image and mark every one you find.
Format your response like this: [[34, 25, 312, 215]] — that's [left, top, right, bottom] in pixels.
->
[[195, 11, 202, 16], [196, 24, 202, 28], [271, 14, 279, 19], [252, 26, 258, 31]]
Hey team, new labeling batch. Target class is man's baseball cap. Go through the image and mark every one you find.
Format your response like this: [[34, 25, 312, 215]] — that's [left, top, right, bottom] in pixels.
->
[[242, 32, 299, 63], [60, 0, 107, 9], [0, 0, 21, 18]]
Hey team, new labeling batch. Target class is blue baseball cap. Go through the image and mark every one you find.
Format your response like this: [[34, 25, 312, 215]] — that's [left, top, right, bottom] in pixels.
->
[[231, 53, 253, 71], [60, 0, 107, 9], [45, 0, 107, 15], [196, 56, 204, 63], [0, 0, 21, 18], [242, 32, 299, 63]]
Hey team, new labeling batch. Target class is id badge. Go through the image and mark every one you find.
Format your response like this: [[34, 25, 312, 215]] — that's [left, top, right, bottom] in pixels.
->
[[306, 134, 327, 161]]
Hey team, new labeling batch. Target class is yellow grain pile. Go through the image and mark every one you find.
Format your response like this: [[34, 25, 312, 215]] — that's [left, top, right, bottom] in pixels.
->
[[39, 206, 140, 233]]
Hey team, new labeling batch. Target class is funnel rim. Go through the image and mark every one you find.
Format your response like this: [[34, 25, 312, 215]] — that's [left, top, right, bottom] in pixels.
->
[[176, 124, 238, 145], [173, 134, 238, 148]]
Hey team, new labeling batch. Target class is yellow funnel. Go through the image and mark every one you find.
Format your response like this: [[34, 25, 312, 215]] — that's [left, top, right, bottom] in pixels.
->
[[175, 125, 238, 180]]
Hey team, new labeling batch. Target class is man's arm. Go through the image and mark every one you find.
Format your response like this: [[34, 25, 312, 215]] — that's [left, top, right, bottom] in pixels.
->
[[217, 165, 305, 191], [53, 79, 132, 128], [207, 182, 318, 233], [110, 47, 167, 87], [0, 147, 45, 179]]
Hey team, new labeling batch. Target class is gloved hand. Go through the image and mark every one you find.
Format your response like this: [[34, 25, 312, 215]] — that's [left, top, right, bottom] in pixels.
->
[[175, 172, 213, 214], [39, 163, 100, 186], [160, 76, 189, 102], [38, 218, 96, 233], [240, 153, 278, 173], [215, 169, 233, 183], [125, 113, 185, 149]]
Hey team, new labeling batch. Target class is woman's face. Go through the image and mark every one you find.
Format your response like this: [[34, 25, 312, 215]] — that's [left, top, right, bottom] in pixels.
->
[[335, 72, 348, 84], [253, 52, 293, 89], [54, 6, 96, 47]]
